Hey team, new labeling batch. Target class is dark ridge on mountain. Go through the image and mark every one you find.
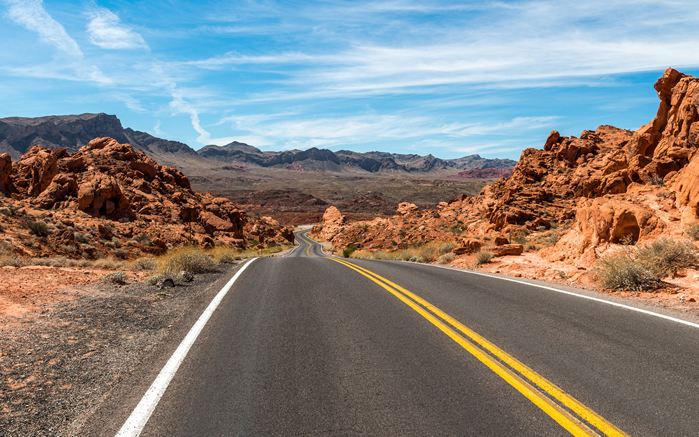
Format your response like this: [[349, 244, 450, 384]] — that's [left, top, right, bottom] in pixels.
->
[[123, 128, 198, 156], [0, 113, 517, 174], [0, 113, 130, 159]]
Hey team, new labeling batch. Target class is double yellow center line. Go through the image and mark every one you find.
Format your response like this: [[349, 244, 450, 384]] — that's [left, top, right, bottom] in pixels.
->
[[330, 258, 627, 437]]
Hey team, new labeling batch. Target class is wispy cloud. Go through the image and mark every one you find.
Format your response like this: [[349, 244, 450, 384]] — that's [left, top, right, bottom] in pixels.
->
[[86, 7, 149, 50], [3, 0, 82, 57], [218, 112, 559, 150]]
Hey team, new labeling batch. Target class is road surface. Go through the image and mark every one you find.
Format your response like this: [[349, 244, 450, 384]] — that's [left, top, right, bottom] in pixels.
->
[[115, 230, 699, 436]]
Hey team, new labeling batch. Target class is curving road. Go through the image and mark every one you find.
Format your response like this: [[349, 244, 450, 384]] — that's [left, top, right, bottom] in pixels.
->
[[113, 230, 699, 436]]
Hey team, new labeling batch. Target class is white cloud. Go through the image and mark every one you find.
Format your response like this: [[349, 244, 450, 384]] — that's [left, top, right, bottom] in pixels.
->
[[86, 7, 148, 50], [3, 0, 82, 57], [220, 112, 559, 151], [153, 120, 165, 136]]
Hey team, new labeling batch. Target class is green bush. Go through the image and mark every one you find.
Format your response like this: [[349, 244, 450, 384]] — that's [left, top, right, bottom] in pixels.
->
[[475, 250, 494, 265], [27, 220, 50, 236], [342, 244, 357, 258]]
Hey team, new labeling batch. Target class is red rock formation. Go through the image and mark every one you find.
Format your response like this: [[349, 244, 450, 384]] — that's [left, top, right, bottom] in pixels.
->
[[312, 68, 699, 269], [0, 137, 294, 259]]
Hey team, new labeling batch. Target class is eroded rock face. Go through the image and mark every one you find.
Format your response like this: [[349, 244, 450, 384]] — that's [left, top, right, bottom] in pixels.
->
[[311, 68, 699, 267], [0, 153, 13, 193], [0, 137, 295, 257]]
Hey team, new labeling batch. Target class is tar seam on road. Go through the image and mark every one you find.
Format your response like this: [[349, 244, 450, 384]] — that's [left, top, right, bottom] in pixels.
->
[[331, 258, 629, 437], [115, 258, 258, 437], [424, 263, 699, 330]]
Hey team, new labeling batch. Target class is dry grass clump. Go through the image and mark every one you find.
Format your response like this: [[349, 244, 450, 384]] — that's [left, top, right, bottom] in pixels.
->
[[158, 247, 218, 275], [594, 238, 698, 291], [437, 252, 456, 265], [27, 220, 51, 236], [438, 242, 458, 254], [208, 246, 242, 264], [475, 250, 494, 265], [350, 241, 447, 263], [685, 223, 699, 241], [102, 271, 128, 285], [130, 257, 158, 271]]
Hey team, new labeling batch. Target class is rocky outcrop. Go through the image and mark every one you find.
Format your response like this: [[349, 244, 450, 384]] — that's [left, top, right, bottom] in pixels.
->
[[311, 206, 347, 242], [312, 68, 699, 269], [0, 137, 294, 259]]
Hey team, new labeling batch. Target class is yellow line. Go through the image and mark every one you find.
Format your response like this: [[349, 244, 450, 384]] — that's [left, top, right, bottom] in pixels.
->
[[331, 258, 628, 437]]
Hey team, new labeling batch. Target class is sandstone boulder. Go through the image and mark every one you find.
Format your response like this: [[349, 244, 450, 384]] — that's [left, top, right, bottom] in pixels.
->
[[77, 173, 129, 215], [490, 244, 524, 257], [453, 238, 482, 255], [397, 202, 418, 216], [200, 211, 236, 234], [35, 173, 78, 209]]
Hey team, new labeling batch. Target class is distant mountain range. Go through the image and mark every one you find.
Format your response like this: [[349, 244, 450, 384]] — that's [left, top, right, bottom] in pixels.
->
[[0, 113, 516, 174]]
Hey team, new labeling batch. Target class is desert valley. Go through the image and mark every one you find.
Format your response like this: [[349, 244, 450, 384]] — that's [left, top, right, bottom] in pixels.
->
[[3, 67, 699, 434]]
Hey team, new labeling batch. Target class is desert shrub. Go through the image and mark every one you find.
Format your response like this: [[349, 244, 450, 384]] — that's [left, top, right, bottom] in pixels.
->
[[0, 252, 27, 267], [342, 244, 357, 258], [112, 248, 129, 259], [103, 271, 128, 285], [511, 229, 529, 245], [209, 247, 240, 264], [160, 248, 218, 274], [594, 250, 658, 291], [685, 223, 699, 241], [475, 250, 494, 265], [437, 252, 456, 264], [27, 220, 50, 236], [133, 234, 152, 246], [415, 242, 441, 262], [61, 244, 77, 254], [147, 274, 167, 286], [93, 258, 127, 270], [647, 176, 665, 187], [0, 207, 11, 216], [131, 257, 157, 271], [177, 271, 194, 283], [439, 242, 458, 254], [74, 232, 91, 243], [636, 238, 697, 278], [525, 243, 539, 251]]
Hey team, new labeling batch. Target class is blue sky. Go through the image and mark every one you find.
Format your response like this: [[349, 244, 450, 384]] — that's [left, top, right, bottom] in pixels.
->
[[1, 1, 699, 160]]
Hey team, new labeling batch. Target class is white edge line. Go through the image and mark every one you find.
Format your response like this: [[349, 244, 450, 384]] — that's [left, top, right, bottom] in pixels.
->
[[421, 262, 699, 330], [115, 258, 258, 437]]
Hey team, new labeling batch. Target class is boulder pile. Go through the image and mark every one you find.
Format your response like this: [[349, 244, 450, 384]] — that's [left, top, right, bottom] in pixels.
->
[[0, 137, 293, 259]]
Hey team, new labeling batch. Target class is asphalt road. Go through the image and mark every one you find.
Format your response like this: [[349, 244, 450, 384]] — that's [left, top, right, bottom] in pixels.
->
[[119, 230, 699, 436]]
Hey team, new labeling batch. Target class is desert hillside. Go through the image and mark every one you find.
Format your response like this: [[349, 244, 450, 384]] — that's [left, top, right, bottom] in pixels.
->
[[0, 137, 294, 262], [313, 67, 699, 296]]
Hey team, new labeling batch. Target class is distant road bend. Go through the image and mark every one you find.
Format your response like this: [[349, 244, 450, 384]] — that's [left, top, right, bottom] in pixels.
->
[[116, 230, 699, 436]]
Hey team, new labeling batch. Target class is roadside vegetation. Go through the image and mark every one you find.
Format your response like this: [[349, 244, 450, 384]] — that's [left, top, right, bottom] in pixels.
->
[[594, 238, 698, 291], [0, 240, 294, 286], [348, 241, 456, 263]]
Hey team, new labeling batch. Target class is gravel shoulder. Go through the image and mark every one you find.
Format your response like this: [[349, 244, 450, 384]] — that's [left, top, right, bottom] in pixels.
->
[[0, 261, 248, 437]]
